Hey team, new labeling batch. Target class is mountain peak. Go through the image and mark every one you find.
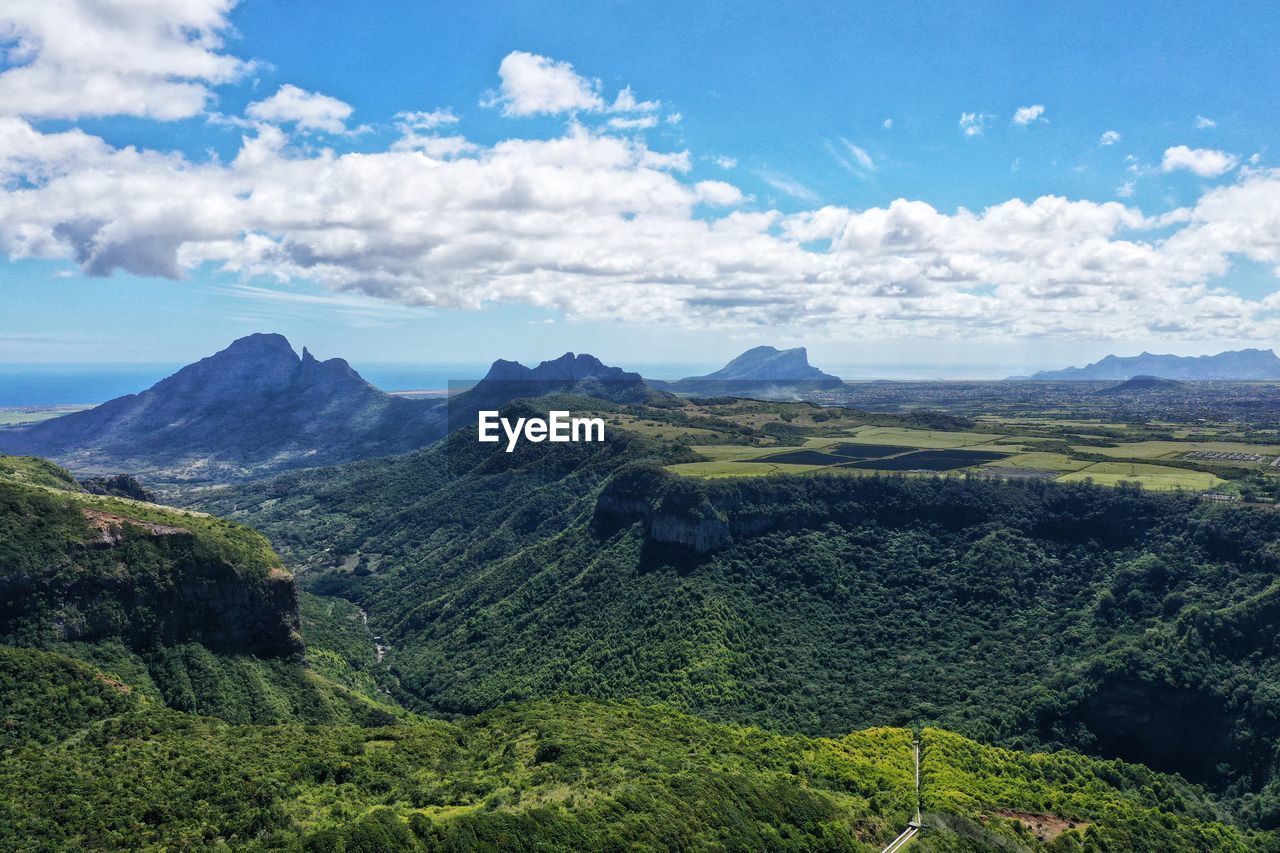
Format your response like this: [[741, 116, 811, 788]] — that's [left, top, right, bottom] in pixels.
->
[[220, 333, 298, 361]]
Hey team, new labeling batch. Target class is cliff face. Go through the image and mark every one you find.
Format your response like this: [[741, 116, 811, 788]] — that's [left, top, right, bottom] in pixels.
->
[[0, 462, 302, 659]]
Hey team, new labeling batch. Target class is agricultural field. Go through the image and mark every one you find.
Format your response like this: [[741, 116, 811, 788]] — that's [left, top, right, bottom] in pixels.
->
[[653, 399, 1279, 495], [1057, 462, 1226, 491], [0, 406, 91, 427]]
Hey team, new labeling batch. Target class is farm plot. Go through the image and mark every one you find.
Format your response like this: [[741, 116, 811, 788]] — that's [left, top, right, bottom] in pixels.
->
[[843, 449, 1009, 471], [842, 426, 1008, 448], [744, 450, 850, 465], [1056, 462, 1224, 491]]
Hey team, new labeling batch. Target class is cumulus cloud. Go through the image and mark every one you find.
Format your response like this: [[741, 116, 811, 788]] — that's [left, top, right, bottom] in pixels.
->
[[1099, 130, 1121, 146], [1012, 104, 1046, 126], [9, 105, 1280, 341], [488, 50, 605, 116], [1162, 145, 1238, 177], [484, 51, 664, 124], [0, 0, 247, 120], [246, 85, 354, 133], [2, 13, 1280, 343], [1195, 115, 1217, 129]]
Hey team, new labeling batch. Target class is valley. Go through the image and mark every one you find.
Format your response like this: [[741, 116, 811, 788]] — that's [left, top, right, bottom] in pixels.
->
[[7, 343, 1280, 849]]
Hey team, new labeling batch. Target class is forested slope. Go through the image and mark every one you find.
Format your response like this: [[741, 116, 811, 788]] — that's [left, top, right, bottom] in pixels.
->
[[0, 647, 1267, 851], [200, 412, 1280, 826]]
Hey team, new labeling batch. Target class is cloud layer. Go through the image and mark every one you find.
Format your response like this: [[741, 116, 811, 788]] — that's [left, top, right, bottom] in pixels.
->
[[1, 1, 1277, 342]]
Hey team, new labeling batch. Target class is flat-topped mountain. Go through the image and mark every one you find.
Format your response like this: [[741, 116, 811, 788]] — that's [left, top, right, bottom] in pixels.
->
[[652, 346, 843, 395], [1031, 348, 1280, 380], [0, 333, 447, 484]]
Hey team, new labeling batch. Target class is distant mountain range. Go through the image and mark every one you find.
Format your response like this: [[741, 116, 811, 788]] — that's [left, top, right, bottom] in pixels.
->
[[1030, 348, 1280, 380], [650, 346, 843, 395], [0, 336, 667, 484], [448, 352, 659, 430]]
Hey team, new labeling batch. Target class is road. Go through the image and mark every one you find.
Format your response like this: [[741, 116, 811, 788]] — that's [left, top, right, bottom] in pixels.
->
[[881, 739, 922, 853]]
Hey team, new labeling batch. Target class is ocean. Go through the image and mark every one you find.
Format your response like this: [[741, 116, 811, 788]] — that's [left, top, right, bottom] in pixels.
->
[[0, 361, 722, 407]]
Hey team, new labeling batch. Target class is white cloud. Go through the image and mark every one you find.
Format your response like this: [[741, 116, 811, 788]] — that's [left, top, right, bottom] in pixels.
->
[[1116, 180, 1135, 197], [246, 85, 354, 134], [608, 115, 658, 131], [882, 118, 893, 129], [7, 113, 1280, 340], [1195, 115, 1217, 129], [0, 0, 248, 120], [395, 109, 459, 130], [1012, 104, 1046, 126], [610, 86, 660, 113], [1161, 145, 1238, 177], [4, 35, 1280, 342], [488, 50, 605, 116], [842, 140, 875, 172], [759, 172, 820, 203], [959, 112, 991, 137], [829, 139, 875, 177], [1099, 130, 1121, 146], [713, 156, 737, 170]]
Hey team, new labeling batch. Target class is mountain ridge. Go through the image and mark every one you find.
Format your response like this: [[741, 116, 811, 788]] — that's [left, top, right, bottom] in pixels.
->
[[1031, 347, 1280, 380]]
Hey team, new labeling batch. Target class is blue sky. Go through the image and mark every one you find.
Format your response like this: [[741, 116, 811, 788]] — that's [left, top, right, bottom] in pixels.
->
[[2, 0, 1279, 375]]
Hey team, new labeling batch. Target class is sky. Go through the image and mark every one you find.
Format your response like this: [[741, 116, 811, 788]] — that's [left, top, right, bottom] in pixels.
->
[[2, 0, 1279, 376]]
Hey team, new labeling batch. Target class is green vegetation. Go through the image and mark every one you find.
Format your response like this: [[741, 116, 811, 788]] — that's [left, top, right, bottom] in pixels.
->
[[0, 455, 401, 728], [198, 418, 1280, 828], [0, 646, 1267, 851]]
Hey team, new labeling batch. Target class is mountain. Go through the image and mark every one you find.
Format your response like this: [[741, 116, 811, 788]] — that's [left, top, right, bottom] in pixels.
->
[[0, 333, 448, 485], [1031, 348, 1280, 380], [652, 346, 843, 395], [446, 351, 663, 430], [1096, 375, 1190, 395]]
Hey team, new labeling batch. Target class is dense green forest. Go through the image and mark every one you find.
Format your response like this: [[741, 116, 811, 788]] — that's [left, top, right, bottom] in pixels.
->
[[9, 424, 1280, 847], [3, 645, 1271, 851], [197, 414, 1280, 829]]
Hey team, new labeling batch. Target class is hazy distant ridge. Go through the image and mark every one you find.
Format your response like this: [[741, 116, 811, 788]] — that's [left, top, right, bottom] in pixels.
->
[[1030, 348, 1280, 380]]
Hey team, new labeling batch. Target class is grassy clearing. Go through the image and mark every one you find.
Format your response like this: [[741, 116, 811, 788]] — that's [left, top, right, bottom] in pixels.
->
[[686, 444, 777, 461], [1056, 462, 1224, 491], [593, 414, 724, 441], [989, 452, 1091, 473], [1073, 440, 1280, 460], [667, 460, 821, 478], [843, 426, 1007, 448], [0, 406, 89, 426]]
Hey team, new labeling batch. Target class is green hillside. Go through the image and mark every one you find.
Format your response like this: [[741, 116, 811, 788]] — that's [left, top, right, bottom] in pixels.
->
[[0, 646, 1267, 850], [0, 455, 398, 727], [198, 415, 1280, 826]]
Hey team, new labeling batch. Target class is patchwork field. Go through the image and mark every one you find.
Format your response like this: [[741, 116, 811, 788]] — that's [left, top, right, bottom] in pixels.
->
[[656, 400, 1276, 495], [1057, 462, 1226, 491]]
